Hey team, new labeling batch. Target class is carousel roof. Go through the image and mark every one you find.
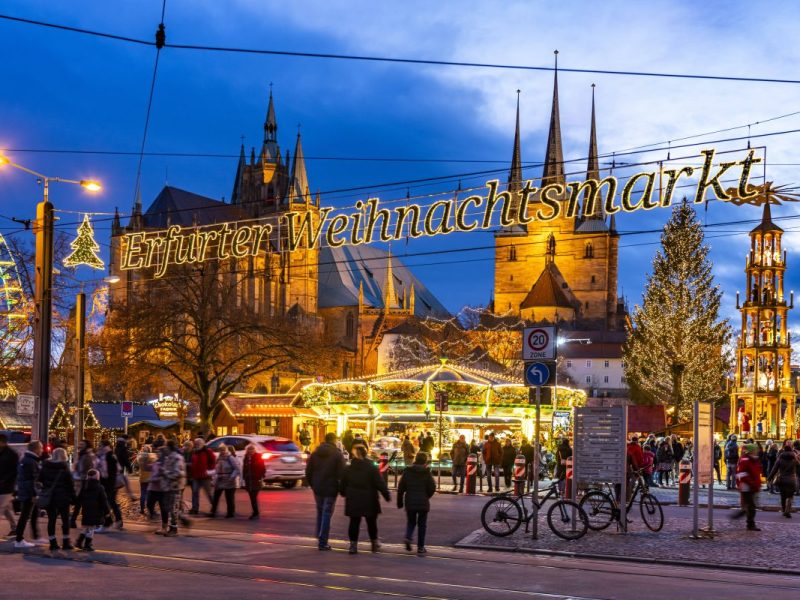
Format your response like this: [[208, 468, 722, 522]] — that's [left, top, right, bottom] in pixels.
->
[[316, 361, 523, 388]]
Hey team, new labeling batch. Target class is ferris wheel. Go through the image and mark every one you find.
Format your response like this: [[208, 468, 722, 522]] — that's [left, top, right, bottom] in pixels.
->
[[0, 233, 27, 347]]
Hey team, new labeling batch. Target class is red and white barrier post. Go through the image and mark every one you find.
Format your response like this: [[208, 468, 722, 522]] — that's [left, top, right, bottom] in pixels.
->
[[465, 453, 478, 495], [678, 459, 692, 506], [513, 454, 527, 496]]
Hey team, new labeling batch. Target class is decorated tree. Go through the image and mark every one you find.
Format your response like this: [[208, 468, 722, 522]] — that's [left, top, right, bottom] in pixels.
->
[[623, 201, 731, 423], [64, 215, 104, 270]]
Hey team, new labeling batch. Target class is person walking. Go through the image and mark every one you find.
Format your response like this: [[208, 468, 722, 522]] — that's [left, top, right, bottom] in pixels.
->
[[96, 440, 123, 531], [656, 439, 674, 486], [0, 433, 19, 536], [306, 432, 345, 551], [14, 440, 44, 548], [554, 437, 572, 494], [137, 445, 157, 515], [671, 435, 685, 482], [450, 435, 468, 493], [38, 447, 77, 550], [189, 438, 216, 515], [401, 435, 416, 470], [76, 469, 109, 551], [768, 442, 800, 518], [519, 437, 534, 486], [501, 438, 516, 488], [181, 440, 194, 502], [713, 440, 722, 485], [70, 440, 95, 527], [159, 440, 187, 536], [114, 436, 136, 501], [242, 444, 266, 520], [209, 445, 239, 519], [724, 434, 739, 490], [642, 443, 656, 487], [481, 433, 502, 492], [731, 443, 762, 531], [340, 444, 390, 554], [397, 452, 435, 555], [764, 440, 779, 493], [422, 432, 435, 455], [147, 449, 167, 529]]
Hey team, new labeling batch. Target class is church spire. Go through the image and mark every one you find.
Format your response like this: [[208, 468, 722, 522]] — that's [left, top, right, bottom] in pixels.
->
[[584, 84, 605, 221], [384, 251, 396, 313], [508, 89, 523, 193], [542, 51, 564, 187], [231, 142, 246, 205], [289, 129, 309, 204], [264, 85, 277, 143]]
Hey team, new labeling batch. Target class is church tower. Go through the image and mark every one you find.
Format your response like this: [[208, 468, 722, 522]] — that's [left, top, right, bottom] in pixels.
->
[[730, 203, 795, 438]]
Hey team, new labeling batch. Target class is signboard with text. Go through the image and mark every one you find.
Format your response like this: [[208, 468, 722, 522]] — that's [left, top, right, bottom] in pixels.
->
[[696, 402, 714, 485], [574, 406, 626, 484], [16, 394, 36, 416], [522, 327, 556, 361]]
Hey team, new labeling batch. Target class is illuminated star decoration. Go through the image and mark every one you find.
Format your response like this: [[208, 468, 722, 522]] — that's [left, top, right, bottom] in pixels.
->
[[64, 214, 105, 270], [724, 181, 800, 206]]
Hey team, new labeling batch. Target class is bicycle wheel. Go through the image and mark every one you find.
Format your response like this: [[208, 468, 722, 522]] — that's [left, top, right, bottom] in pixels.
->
[[639, 493, 663, 532], [546, 500, 588, 541], [481, 496, 524, 537], [578, 490, 615, 530]]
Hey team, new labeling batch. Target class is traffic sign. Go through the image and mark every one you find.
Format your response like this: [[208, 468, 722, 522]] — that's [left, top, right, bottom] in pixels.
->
[[121, 401, 134, 417], [16, 394, 36, 416], [434, 391, 449, 412], [522, 326, 556, 360], [524, 361, 555, 387]]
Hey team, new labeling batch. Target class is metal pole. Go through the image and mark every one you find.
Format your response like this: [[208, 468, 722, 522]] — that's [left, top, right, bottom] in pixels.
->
[[75, 292, 86, 447], [707, 403, 715, 532], [692, 401, 699, 538], [619, 406, 628, 534], [32, 196, 54, 442], [532, 386, 541, 539], [437, 408, 442, 489], [124, 416, 129, 435]]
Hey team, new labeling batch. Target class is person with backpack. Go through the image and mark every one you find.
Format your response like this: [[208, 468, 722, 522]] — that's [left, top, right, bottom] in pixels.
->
[[38, 447, 77, 551], [725, 434, 740, 490], [96, 440, 122, 531], [397, 452, 436, 555]]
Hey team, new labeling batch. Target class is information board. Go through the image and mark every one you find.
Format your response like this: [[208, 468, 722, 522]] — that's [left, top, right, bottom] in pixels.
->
[[16, 394, 36, 416], [573, 406, 626, 484], [696, 402, 713, 485]]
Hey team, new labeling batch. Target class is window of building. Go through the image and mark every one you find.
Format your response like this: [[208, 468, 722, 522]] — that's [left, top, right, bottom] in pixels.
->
[[585, 375, 591, 384], [566, 360, 572, 368], [562, 282, 568, 289], [603, 375, 609, 383], [621, 376, 627, 384], [346, 312, 354, 339], [585, 301, 589, 309], [591, 275, 596, 284], [510, 275, 514, 281], [586, 360, 592, 368], [604, 360, 609, 368], [509, 245, 517, 261], [584, 242, 594, 258]]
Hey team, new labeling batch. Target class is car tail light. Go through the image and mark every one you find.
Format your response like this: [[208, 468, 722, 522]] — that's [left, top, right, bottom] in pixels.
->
[[261, 452, 275, 460], [301, 452, 309, 460]]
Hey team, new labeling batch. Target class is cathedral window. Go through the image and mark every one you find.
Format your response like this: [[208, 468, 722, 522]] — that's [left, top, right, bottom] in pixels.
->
[[562, 282, 568, 289], [584, 243, 594, 258], [509, 245, 517, 261], [591, 275, 596, 284]]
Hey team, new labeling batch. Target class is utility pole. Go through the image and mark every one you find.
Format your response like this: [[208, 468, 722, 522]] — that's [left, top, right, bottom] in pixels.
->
[[32, 199, 54, 442], [74, 291, 86, 446]]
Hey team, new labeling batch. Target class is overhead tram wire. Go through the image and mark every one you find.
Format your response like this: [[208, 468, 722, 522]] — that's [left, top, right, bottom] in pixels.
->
[[3, 12, 800, 85]]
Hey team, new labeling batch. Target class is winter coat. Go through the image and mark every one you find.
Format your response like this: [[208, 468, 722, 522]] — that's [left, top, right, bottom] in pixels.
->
[[656, 444, 674, 470], [642, 450, 655, 476], [242, 453, 266, 490], [73, 449, 95, 481], [148, 460, 164, 493], [0, 445, 19, 494], [214, 454, 240, 490], [554, 443, 572, 480], [422, 435, 435, 454], [38, 461, 77, 508], [96, 447, 118, 484], [397, 464, 435, 512], [401, 439, 416, 464], [114, 440, 133, 473], [340, 457, 390, 518], [501, 444, 517, 468], [519, 442, 534, 466], [713, 444, 722, 463], [137, 451, 157, 484], [160, 450, 187, 491], [16, 451, 41, 502], [765, 445, 779, 475], [724, 441, 739, 464], [627, 442, 644, 471], [768, 449, 799, 487], [736, 454, 763, 492], [190, 446, 217, 480], [306, 442, 345, 498], [78, 479, 110, 527], [482, 439, 502, 466], [451, 440, 468, 467]]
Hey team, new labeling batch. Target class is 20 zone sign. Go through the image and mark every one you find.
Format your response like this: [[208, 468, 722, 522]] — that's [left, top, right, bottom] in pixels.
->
[[522, 326, 556, 360]]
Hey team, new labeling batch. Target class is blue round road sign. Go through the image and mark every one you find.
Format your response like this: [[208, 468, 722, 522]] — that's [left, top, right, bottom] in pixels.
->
[[524, 362, 551, 387]]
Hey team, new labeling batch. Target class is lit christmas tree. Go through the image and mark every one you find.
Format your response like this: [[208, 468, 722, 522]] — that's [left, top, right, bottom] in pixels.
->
[[64, 214, 104, 270], [623, 201, 731, 423]]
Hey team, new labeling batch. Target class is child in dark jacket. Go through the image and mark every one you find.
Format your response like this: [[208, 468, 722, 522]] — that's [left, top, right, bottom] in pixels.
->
[[397, 452, 436, 554], [76, 469, 110, 551]]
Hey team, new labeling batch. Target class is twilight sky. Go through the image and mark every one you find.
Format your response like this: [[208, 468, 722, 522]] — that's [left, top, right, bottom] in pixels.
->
[[2, 0, 800, 334]]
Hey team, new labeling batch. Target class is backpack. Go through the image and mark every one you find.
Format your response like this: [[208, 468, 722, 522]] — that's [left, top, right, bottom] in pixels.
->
[[724, 442, 739, 463]]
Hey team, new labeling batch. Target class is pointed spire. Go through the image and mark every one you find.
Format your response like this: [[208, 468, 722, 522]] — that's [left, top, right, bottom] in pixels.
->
[[508, 89, 523, 194], [232, 142, 246, 205], [384, 251, 396, 313], [609, 213, 618, 236], [584, 84, 605, 221], [289, 130, 309, 204], [409, 283, 415, 314], [264, 85, 277, 143], [751, 199, 783, 233], [358, 280, 364, 312], [542, 50, 564, 187], [112, 206, 120, 230]]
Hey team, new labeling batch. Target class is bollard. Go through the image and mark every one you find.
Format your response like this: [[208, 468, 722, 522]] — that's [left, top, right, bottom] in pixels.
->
[[678, 459, 692, 506], [564, 456, 573, 499], [513, 454, 527, 496], [465, 453, 478, 495], [379, 452, 390, 485]]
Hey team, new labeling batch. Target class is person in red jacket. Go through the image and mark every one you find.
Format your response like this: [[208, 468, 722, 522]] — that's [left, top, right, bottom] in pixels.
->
[[731, 443, 762, 531], [242, 444, 266, 520], [189, 438, 216, 515]]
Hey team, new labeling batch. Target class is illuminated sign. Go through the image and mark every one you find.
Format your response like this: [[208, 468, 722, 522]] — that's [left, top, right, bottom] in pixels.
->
[[120, 148, 760, 278], [149, 395, 184, 419]]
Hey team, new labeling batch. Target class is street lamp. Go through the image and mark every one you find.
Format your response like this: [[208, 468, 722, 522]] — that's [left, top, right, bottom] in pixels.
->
[[0, 154, 102, 441]]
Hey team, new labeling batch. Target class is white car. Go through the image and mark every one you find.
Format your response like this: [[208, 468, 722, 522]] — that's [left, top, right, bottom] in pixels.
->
[[206, 435, 306, 488]]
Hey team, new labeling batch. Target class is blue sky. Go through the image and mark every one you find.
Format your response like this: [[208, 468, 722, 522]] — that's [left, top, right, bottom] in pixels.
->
[[2, 0, 800, 333]]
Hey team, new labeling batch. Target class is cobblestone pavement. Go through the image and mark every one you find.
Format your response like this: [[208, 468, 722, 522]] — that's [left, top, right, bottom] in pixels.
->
[[458, 502, 800, 572]]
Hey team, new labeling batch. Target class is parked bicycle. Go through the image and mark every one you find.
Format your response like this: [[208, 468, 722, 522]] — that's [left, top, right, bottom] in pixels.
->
[[481, 481, 589, 541], [578, 469, 664, 532]]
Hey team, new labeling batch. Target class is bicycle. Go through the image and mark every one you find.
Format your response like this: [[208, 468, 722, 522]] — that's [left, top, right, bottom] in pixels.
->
[[481, 481, 589, 541], [578, 469, 664, 532]]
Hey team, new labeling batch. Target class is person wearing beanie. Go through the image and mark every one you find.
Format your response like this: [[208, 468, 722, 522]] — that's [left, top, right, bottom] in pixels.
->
[[397, 452, 436, 555], [731, 443, 762, 531]]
